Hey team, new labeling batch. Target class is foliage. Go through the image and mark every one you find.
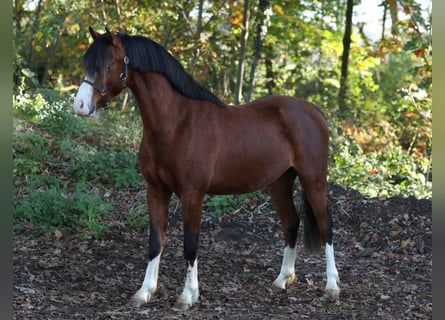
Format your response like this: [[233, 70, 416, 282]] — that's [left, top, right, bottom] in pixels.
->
[[205, 193, 261, 218], [13, 133, 47, 176], [329, 135, 431, 199], [15, 178, 112, 238], [69, 149, 139, 189], [205, 195, 238, 218], [125, 205, 149, 231], [13, 92, 143, 237]]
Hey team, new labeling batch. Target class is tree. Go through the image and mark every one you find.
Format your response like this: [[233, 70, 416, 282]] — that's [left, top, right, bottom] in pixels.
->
[[387, 0, 399, 37], [246, 0, 271, 103], [234, 0, 251, 105], [338, 0, 354, 114], [13, 0, 432, 200]]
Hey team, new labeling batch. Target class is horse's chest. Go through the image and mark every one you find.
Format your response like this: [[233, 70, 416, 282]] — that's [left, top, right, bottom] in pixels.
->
[[138, 136, 184, 186]]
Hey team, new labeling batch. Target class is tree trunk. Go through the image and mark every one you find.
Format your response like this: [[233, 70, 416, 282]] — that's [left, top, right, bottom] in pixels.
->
[[196, 0, 204, 37], [381, 1, 388, 41], [246, 0, 270, 103], [40, 13, 68, 86], [264, 44, 275, 95], [387, 0, 399, 37], [100, 0, 108, 24], [338, 0, 354, 114], [116, 0, 122, 28], [234, 0, 250, 105], [191, 0, 205, 70], [28, 0, 43, 71]]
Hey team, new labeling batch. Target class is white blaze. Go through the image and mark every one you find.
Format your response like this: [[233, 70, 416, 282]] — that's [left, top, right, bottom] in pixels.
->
[[73, 77, 95, 116]]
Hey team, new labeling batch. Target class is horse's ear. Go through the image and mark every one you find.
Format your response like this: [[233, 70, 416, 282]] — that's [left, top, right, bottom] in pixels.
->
[[105, 27, 112, 37], [105, 27, 120, 46], [89, 26, 100, 40]]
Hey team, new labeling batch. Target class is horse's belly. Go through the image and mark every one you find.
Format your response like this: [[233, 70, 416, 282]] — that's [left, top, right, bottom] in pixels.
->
[[207, 153, 291, 195]]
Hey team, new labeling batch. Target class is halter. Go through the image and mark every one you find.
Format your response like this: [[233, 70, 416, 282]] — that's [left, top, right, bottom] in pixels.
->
[[82, 55, 129, 111]]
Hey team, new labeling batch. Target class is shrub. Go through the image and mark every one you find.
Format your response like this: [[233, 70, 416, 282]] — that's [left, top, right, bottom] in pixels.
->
[[205, 195, 237, 218], [69, 149, 140, 188], [14, 181, 112, 238], [125, 205, 149, 231], [205, 193, 261, 218], [329, 135, 431, 199], [13, 133, 48, 177]]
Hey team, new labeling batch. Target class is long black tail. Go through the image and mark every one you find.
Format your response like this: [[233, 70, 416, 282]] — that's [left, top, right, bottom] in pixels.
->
[[302, 194, 332, 252]]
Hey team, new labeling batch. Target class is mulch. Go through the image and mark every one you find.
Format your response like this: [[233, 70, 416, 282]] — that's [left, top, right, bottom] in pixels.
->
[[13, 184, 432, 319]]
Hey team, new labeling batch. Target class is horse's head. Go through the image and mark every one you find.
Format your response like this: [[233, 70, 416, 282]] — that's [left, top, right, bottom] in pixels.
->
[[73, 27, 129, 116]]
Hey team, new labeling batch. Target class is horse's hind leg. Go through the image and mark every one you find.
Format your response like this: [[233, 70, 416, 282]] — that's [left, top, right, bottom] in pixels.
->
[[131, 186, 171, 307], [269, 169, 300, 290], [300, 174, 340, 298]]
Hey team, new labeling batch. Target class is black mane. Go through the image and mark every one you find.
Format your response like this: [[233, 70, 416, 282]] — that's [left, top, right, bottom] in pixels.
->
[[83, 32, 226, 107]]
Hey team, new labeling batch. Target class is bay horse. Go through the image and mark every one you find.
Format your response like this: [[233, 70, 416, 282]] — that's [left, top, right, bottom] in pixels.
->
[[73, 27, 340, 310]]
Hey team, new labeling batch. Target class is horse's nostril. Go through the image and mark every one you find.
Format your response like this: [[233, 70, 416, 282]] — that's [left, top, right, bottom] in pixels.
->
[[79, 101, 84, 109]]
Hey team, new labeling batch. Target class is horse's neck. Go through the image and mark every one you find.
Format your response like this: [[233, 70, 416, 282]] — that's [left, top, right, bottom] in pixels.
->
[[129, 72, 186, 134]]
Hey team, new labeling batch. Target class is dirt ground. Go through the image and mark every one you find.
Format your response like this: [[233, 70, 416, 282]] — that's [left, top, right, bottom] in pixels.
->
[[13, 184, 432, 319]]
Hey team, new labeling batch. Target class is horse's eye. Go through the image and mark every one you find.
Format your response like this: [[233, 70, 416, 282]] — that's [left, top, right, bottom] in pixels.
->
[[107, 63, 113, 73]]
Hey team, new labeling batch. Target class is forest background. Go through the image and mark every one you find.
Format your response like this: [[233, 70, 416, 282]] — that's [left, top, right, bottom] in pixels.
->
[[12, 0, 432, 236]]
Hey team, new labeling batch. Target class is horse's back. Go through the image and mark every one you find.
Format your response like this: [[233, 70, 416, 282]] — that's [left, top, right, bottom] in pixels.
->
[[244, 95, 326, 121]]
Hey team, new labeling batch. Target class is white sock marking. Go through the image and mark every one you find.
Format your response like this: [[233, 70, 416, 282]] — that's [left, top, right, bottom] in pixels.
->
[[325, 243, 340, 295], [273, 245, 297, 289], [175, 260, 199, 308], [132, 253, 161, 304]]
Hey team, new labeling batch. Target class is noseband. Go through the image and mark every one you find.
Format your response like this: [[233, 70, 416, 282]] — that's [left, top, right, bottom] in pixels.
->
[[82, 56, 129, 112]]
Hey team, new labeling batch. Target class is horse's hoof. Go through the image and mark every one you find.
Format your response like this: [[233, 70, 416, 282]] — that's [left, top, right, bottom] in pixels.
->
[[324, 277, 340, 300], [172, 300, 192, 311], [172, 289, 199, 311], [130, 295, 146, 308], [272, 273, 296, 290], [130, 290, 152, 308], [324, 275, 340, 299], [324, 287, 340, 300]]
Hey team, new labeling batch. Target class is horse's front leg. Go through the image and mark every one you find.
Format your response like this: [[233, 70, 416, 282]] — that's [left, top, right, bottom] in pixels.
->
[[131, 186, 171, 307], [173, 191, 204, 311]]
